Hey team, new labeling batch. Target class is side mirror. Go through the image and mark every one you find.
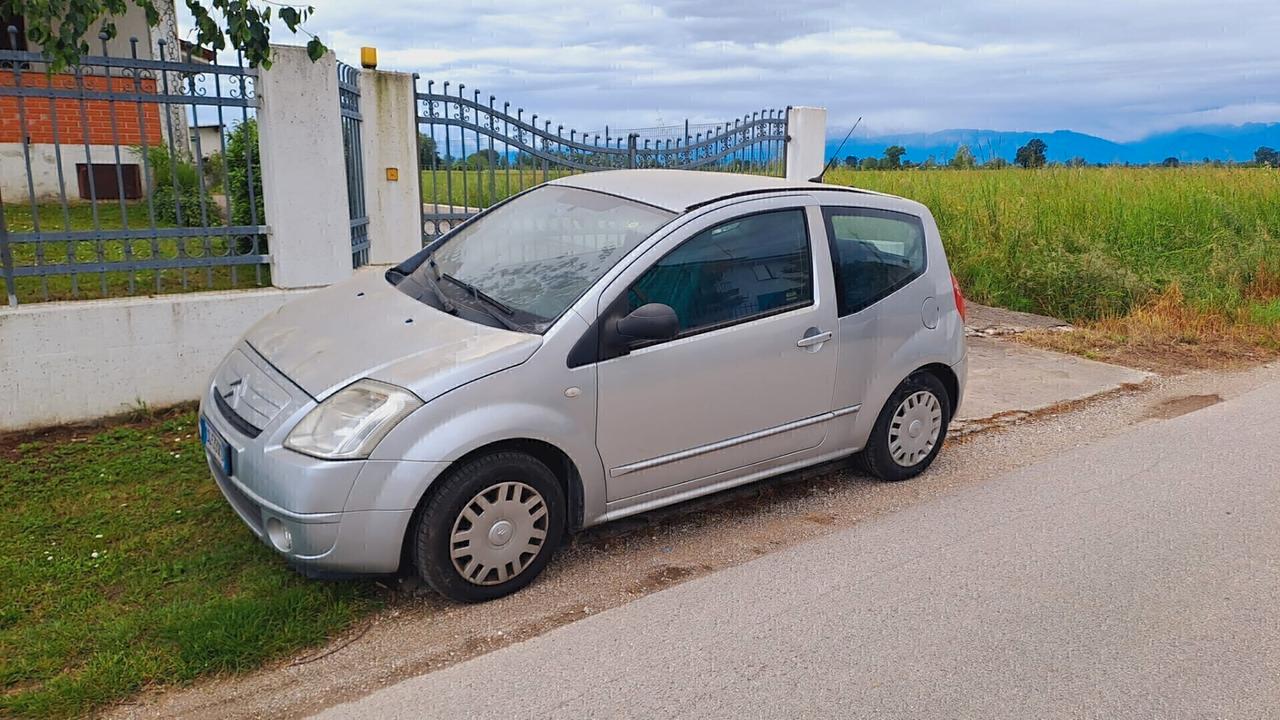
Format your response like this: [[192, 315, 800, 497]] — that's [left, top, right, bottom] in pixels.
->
[[615, 303, 678, 342]]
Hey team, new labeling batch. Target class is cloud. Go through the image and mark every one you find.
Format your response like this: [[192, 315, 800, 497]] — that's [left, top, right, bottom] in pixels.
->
[[182, 0, 1280, 140]]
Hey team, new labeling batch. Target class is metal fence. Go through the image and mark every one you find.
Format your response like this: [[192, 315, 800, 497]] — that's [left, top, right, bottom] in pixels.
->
[[414, 78, 788, 243], [0, 29, 267, 306], [337, 61, 369, 268]]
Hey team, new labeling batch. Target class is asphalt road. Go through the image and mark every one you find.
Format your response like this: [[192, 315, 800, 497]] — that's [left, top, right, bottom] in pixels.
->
[[316, 380, 1280, 719]]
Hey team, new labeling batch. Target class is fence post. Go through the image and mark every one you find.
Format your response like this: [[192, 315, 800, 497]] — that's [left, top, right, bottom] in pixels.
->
[[628, 134, 638, 169], [784, 106, 827, 181], [0, 186, 15, 307], [257, 44, 353, 287], [359, 67, 423, 264]]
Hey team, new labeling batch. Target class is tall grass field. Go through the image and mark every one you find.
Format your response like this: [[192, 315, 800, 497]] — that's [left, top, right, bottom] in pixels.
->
[[823, 167, 1280, 325]]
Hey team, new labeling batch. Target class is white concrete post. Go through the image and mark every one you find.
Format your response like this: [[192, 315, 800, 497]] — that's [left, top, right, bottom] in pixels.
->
[[257, 44, 353, 288], [785, 106, 828, 182], [359, 68, 423, 265]]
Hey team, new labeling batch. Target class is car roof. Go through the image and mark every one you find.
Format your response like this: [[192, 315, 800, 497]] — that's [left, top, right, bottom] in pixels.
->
[[549, 169, 885, 212]]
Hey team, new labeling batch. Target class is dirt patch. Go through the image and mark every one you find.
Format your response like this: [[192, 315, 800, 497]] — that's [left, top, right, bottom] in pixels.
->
[[803, 512, 837, 526], [0, 401, 197, 461], [1144, 394, 1222, 420], [1017, 290, 1280, 375], [626, 564, 710, 595]]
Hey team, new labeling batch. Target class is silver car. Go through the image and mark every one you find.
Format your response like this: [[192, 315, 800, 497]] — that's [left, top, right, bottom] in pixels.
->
[[199, 169, 967, 602]]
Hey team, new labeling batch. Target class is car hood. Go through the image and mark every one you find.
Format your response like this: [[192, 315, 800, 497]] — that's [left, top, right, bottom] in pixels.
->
[[244, 271, 542, 401]]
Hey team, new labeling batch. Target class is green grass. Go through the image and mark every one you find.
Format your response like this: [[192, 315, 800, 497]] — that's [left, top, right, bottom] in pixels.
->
[[0, 410, 377, 719], [823, 167, 1280, 323], [419, 167, 574, 207], [3, 202, 270, 304]]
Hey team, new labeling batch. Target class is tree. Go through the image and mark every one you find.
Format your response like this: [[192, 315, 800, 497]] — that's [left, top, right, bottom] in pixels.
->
[[949, 145, 976, 169], [1255, 146, 1279, 168], [1067, 156, 1088, 168], [418, 134, 440, 166], [1161, 157, 1180, 168], [466, 149, 504, 169], [859, 157, 880, 171], [882, 145, 906, 170], [1014, 138, 1048, 169], [1, 0, 325, 70], [843, 155, 858, 168], [985, 157, 1009, 169]]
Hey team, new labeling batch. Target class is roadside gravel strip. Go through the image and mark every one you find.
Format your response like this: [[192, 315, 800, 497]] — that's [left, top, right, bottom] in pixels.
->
[[108, 360, 1280, 720]]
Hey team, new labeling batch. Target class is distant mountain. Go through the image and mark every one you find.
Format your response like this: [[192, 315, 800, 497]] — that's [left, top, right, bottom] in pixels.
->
[[825, 123, 1280, 165]]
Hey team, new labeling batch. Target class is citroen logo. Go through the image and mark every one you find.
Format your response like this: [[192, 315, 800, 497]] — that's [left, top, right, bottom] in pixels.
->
[[221, 378, 244, 405]]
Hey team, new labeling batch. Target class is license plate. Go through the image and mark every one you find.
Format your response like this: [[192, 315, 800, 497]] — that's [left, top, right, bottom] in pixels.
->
[[200, 415, 233, 476]]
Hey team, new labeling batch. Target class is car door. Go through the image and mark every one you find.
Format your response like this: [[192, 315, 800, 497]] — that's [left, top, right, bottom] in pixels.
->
[[822, 204, 932, 418], [594, 199, 839, 503]]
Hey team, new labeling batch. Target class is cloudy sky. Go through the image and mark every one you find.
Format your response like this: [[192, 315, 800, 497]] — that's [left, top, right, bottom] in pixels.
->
[[197, 0, 1280, 141]]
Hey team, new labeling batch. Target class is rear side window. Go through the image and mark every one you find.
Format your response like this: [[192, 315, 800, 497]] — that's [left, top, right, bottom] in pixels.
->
[[628, 209, 812, 336], [822, 207, 927, 316]]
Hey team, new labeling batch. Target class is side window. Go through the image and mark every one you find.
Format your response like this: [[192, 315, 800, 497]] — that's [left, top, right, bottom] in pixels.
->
[[822, 207, 927, 316], [627, 209, 812, 336]]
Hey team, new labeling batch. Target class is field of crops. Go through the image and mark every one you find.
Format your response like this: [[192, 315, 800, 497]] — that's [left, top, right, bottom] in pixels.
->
[[824, 167, 1280, 325]]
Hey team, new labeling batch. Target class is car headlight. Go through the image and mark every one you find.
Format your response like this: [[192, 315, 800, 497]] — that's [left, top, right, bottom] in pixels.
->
[[284, 379, 422, 460]]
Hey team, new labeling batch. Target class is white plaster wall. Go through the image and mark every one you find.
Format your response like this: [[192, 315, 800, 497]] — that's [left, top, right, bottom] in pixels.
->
[[0, 288, 307, 431], [0, 143, 132, 201], [785, 106, 828, 182], [358, 69, 423, 265], [257, 45, 353, 289]]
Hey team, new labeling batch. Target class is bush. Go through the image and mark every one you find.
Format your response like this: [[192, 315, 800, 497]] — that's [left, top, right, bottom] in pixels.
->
[[225, 120, 266, 255], [136, 145, 221, 227], [226, 120, 265, 227]]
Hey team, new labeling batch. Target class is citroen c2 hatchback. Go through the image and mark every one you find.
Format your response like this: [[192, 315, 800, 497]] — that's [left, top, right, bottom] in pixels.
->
[[200, 169, 967, 601]]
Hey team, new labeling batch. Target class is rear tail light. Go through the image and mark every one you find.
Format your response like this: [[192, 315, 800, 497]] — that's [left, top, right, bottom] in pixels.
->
[[950, 273, 967, 322]]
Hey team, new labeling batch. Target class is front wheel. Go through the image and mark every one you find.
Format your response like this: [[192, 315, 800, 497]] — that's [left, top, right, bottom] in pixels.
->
[[859, 372, 951, 482], [412, 451, 565, 602]]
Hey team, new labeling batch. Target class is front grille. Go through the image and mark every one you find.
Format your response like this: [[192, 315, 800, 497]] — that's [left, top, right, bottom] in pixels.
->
[[215, 390, 263, 438]]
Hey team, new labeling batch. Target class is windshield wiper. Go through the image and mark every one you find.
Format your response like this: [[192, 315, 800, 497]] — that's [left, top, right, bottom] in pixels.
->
[[442, 273, 525, 331], [417, 256, 456, 314], [442, 273, 516, 315]]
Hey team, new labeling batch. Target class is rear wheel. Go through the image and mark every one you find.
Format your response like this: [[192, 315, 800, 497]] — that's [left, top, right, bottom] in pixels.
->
[[413, 451, 565, 602], [860, 372, 951, 482]]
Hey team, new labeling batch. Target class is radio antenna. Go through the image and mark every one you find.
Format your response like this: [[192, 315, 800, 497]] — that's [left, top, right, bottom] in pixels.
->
[[812, 116, 862, 182]]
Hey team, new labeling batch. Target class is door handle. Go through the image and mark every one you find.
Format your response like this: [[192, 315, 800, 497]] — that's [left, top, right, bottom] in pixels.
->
[[796, 330, 832, 348]]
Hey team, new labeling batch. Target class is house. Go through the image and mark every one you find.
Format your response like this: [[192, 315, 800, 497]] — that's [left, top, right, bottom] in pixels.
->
[[0, 0, 188, 201], [189, 121, 225, 160]]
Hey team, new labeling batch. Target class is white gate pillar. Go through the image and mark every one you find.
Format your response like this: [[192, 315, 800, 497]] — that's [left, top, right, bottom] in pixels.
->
[[359, 67, 423, 265], [257, 44, 353, 288], [785, 106, 827, 182]]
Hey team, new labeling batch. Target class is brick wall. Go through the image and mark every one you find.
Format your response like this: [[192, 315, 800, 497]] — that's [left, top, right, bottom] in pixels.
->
[[0, 73, 163, 145]]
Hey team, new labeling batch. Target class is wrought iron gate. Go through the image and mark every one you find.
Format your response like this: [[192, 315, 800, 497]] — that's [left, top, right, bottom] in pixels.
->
[[338, 61, 370, 268], [414, 78, 789, 243]]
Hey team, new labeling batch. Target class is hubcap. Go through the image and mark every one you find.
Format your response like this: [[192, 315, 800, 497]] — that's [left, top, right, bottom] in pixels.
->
[[887, 390, 942, 467], [450, 481, 548, 586]]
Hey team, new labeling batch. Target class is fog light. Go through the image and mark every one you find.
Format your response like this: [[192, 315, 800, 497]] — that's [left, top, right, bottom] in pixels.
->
[[266, 517, 294, 553]]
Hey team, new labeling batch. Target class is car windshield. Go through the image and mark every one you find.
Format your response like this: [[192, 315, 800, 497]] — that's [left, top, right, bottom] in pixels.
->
[[408, 185, 674, 330]]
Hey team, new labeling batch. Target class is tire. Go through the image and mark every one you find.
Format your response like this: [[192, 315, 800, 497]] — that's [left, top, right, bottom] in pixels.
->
[[860, 372, 952, 482], [412, 451, 566, 602]]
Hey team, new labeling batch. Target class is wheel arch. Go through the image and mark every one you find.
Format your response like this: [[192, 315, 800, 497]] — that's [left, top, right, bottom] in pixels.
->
[[914, 362, 959, 416], [398, 437, 586, 574]]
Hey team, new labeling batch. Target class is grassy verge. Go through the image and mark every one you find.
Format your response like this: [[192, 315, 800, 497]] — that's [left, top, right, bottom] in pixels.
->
[[2, 202, 270, 304], [0, 409, 377, 719], [824, 167, 1280, 364]]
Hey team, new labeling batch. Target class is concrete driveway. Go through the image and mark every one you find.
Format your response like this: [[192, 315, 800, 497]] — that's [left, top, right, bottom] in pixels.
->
[[317, 379, 1280, 719]]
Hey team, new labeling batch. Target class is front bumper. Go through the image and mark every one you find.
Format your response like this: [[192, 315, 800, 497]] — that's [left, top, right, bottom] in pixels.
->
[[200, 342, 431, 575]]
